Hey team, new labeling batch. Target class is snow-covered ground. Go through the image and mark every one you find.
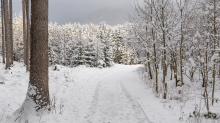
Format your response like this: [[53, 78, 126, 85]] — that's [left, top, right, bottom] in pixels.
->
[[136, 66, 220, 123], [0, 60, 220, 123]]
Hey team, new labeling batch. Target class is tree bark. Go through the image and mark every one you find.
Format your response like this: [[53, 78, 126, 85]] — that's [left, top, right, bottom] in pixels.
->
[[174, 53, 178, 87], [205, 41, 209, 111], [170, 63, 173, 80], [1, 0, 5, 64], [9, 0, 13, 64], [3, 0, 11, 69], [147, 47, 152, 79]]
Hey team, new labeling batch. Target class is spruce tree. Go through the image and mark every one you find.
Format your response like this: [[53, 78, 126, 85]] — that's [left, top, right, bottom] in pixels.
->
[[95, 30, 105, 67], [84, 39, 96, 67], [111, 30, 124, 64], [73, 36, 85, 66], [102, 31, 113, 67]]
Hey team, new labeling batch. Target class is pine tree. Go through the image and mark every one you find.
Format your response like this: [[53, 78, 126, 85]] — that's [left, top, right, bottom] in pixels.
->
[[66, 44, 76, 66], [84, 38, 96, 67], [111, 30, 124, 64], [73, 31, 85, 66], [102, 31, 113, 67], [95, 30, 105, 67]]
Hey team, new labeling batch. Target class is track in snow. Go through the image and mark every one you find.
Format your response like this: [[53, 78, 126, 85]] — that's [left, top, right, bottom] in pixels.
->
[[84, 70, 149, 123]]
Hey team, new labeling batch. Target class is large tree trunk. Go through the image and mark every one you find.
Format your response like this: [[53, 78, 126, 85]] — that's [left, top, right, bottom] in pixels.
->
[[22, 0, 27, 65], [3, 0, 11, 69], [26, 0, 30, 71], [28, 0, 50, 110], [9, 0, 13, 64], [1, 0, 5, 64]]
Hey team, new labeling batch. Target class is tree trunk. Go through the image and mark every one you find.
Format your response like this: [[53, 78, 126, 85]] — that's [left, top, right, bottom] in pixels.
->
[[27, 0, 50, 110], [3, 0, 10, 69], [180, 0, 184, 87], [22, 0, 27, 65], [212, 0, 216, 106], [162, 0, 167, 99], [9, 0, 13, 64], [147, 53, 152, 80], [174, 53, 178, 87], [150, 0, 158, 93], [206, 42, 208, 87], [204, 75, 209, 112], [170, 64, 173, 80], [219, 35, 220, 78], [205, 42, 209, 111], [26, 0, 30, 71], [1, 0, 5, 64], [154, 43, 158, 93]]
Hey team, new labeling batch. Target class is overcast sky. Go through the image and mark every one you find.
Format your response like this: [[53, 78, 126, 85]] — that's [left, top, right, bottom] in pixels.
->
[[12, 0, 141, 25]]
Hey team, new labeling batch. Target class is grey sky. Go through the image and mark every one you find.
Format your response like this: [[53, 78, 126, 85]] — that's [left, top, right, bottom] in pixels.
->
[[12, 0, 141, 25]]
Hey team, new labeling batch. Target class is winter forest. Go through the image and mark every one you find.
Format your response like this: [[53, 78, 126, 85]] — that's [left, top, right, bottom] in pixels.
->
[[0, 0, 220, 123]]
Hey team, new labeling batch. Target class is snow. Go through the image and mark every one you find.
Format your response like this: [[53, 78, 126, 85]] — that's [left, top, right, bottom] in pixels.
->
[[85, 68, 148, 123], [0, 59, 220, 123], [211, 54, 219, 61], [0, 61, 147, 123], [189, 58, 196, 67], [136, 66, 220, 123]]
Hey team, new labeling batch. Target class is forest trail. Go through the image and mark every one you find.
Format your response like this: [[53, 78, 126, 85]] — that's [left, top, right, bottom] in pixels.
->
[[85, 67, 149, 123]]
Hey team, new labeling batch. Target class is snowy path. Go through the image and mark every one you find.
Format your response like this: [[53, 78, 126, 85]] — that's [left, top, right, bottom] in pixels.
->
[[0, 63, 151, 123], [85, 69, 149, 123]]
